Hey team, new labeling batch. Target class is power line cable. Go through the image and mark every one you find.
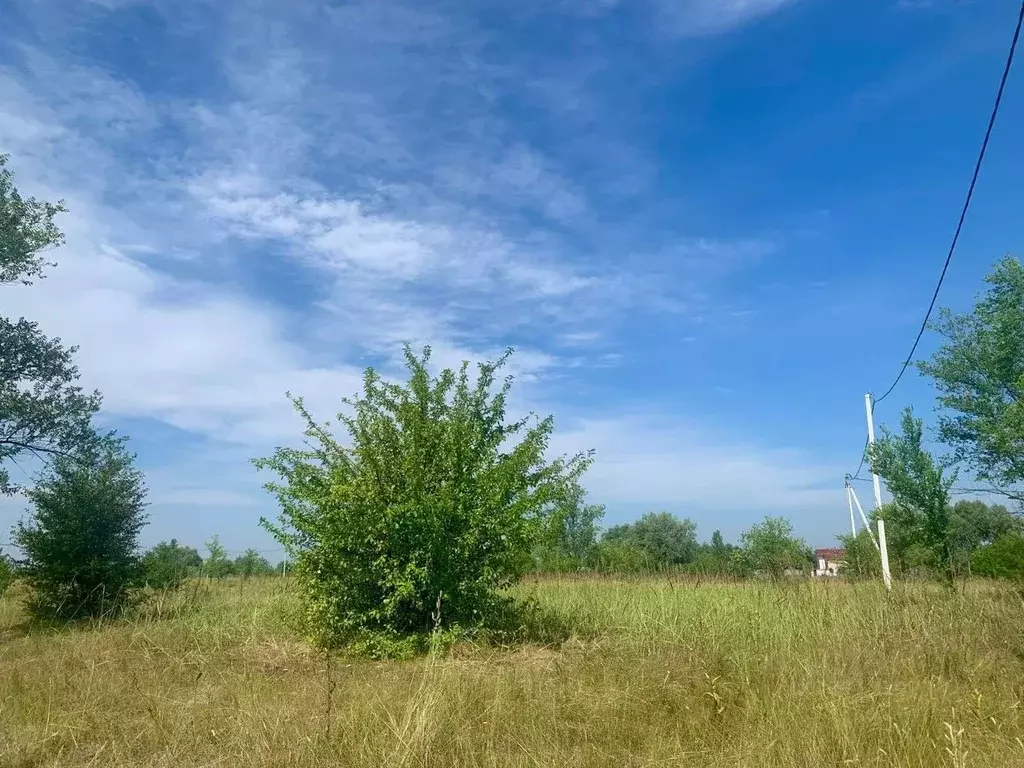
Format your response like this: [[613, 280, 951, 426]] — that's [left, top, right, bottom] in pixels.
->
[[847, 437, 870, 482], [849, 0, 1024, 483], [873, 0, 1024, 408]]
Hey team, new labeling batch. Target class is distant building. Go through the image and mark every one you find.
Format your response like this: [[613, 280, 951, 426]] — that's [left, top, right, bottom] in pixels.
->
[[813, 548, 845, 577]]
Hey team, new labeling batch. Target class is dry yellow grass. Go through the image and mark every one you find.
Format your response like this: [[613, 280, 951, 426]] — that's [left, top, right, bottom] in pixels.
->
[[2, 576, 1023, 767]]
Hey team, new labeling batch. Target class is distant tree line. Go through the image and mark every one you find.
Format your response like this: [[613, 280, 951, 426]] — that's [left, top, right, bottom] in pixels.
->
[[140, 536, 286, 589], [534, 506, 814, 579], [534, 490, 1023, 585]]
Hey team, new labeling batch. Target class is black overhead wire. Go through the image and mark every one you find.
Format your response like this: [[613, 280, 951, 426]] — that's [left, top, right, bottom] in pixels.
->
[[847, 0, 1024, 481], [872, 0, 1024, 409], [847, 437, 870, 483]]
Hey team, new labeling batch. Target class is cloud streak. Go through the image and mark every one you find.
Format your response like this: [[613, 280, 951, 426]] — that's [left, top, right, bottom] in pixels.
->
[[657, 0, 797, 36], [0, 0, 820, 548]]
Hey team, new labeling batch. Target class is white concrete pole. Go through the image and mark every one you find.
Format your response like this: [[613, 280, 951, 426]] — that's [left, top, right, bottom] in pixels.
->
[[877, 519, 893, 590], [864, 394, 884, 509], [846, 483, 857, 538], [864, 393, 892, 590]]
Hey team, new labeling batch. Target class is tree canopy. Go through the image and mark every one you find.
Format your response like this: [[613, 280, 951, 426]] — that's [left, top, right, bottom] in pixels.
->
[[870, 407, 956, 580], [919, 256, 1024, 502], [14, 433, 148, 620], [534, 480, 604, 570], [143, 539, 203, 589], [256, 345, 592, 653], [738, 516, 811, 579], [0, 154, 66, 285], [602, 512, 699, 567], [234, 549, 274, 578], [203, 535, 234, 578], [0, 154, 100, 494]]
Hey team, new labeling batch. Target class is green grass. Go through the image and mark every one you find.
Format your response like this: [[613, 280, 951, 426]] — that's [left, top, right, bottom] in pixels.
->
[[2, 576, 1023, 766]]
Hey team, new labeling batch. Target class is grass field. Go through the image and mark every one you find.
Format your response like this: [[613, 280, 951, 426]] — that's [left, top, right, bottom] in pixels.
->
[[2, 576, 1024, 767]]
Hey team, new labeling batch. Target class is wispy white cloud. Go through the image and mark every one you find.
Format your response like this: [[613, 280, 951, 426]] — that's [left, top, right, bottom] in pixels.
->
[[0, 0, 808, 547], [653, 0, 798, 36], [0, 196, 366, 445], [436, 143, 589, 225], [548, 412, 841, 529], [569, 0, 799, 36]]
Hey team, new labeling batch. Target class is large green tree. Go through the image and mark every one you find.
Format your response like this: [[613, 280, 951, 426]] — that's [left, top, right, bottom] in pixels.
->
[[919, 256, 1024, 503], [870, 407, 957, 581], [602, 511, 699, 568], [13, 433, 148, 620], [0, 155, 100, 493], [255, 346, 591, 652], [947, 499, 1021, 577]]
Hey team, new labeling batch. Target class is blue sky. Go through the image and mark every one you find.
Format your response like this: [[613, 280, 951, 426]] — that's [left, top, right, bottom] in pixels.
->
[[1, 0, 1022, 554]]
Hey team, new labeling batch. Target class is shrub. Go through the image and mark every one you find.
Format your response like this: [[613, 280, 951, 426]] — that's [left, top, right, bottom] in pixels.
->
[[837, 528, 881, 578], [591, 539, 655, 573], [203, 535, 234, 578], [972, 533, 1024, 580], [739, 516, 811, 579], [533, 482, 604, 572], [0, 551, 15, 594], [234, 549, 274, 578], [255, 346, 591, 652], [602, 512, 699, 567], [13, 433, 148, 620], [143, 539, 202, 589]]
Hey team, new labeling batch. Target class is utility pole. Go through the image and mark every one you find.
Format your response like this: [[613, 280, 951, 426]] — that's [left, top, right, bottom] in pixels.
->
[[864, 393, 892, 590], [877, 519, 891, 590], [845, 481, 857, 538], [864, 394, 883, 509]]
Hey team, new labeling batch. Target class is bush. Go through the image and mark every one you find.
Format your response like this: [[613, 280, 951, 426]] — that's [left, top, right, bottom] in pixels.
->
[[234, 549, 274, 578], [837, 528, 881, 578], [603, 512, 699, 568], [13, 433, 148, 620], [739, 516, 811, 579], [255, 346, 591, 652], [972, 533, 1024, 580], [591, 539, 655, 573], [143, 539, 202, 589], [203, 535, 234, 578], [0, 551, 15, 594], [532, 482, 604, 572]]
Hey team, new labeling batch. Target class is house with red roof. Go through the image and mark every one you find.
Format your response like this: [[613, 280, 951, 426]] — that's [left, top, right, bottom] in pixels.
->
[[814, 548, 845, 577]]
